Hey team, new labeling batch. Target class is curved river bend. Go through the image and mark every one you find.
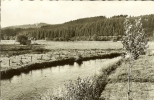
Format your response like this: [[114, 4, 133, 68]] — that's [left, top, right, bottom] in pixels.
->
[[1, 57, 119, 100]]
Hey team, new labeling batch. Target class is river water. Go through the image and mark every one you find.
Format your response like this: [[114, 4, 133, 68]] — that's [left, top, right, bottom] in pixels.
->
[[1, 57, 119, 100]]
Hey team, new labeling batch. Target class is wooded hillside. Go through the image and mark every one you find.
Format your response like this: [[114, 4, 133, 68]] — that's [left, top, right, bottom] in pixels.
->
[[1, 14, 154, 41]]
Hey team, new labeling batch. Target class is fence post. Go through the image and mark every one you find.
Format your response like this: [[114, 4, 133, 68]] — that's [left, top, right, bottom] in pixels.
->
[[0, 61, 2, 69], [31, 56, 32, 62], [59, 52, 60, 57], [9, 59, 10, 66], [41, 55, 43, 60], [21, 57, 22, 63]]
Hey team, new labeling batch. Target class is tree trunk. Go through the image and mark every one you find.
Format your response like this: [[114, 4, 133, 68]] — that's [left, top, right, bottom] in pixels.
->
[[127, 57, 132, 100]]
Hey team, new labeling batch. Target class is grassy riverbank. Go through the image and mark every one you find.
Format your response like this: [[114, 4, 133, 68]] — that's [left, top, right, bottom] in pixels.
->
[[40, 57, 123, 100], [0, 41, 123, 77], [100, 55, 154, 100], [43, 54, 154, 100], [1, 50, 122, 79]]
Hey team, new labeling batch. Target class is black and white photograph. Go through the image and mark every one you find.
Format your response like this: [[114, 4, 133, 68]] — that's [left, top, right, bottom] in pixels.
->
[[1, 1, 154, 100]]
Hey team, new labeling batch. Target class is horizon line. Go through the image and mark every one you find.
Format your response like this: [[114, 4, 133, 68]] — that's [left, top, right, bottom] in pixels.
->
[[2, 14, 154, 28]]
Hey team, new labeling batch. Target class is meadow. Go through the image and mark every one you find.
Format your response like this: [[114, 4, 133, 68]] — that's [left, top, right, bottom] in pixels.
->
[[100, 55, 154, 100], [0, 40, 123, 49], [42, 50, 154, 100], [0, 40, 154, 100]]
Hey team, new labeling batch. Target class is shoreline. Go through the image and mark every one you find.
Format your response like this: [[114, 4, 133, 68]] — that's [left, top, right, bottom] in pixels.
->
[[1, 52, 122, 80]]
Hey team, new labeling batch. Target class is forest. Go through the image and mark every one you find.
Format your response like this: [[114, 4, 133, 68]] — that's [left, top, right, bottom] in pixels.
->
[[1, 14, 154, 41]]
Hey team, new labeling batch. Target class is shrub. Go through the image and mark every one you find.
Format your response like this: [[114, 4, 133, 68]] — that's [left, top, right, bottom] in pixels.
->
[[16, 35, 28, 45], [49, 77, 106, 100]]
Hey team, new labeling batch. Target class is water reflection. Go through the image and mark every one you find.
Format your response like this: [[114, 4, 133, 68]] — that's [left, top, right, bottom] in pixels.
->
[[9, 59, 105, 84], [2, 58, 121, 100], [76, 60, 83, 66]]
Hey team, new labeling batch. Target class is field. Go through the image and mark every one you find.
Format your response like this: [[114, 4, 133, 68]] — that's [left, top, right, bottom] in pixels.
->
[[100, 55, 154, 100], [0, 40, 123, 49], [0, 40, 154, 100], [0, 40, 124, 72], [1, 40, 154, 50], [0, 40, 123, 72]]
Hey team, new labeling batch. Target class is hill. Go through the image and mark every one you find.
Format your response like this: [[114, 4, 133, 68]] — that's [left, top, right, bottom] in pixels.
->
[[3, 23, 49, 29], [1, 14, 154, 41]]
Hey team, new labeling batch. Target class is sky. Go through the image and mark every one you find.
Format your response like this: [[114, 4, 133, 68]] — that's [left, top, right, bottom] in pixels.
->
[[1, 1, 154, 28]]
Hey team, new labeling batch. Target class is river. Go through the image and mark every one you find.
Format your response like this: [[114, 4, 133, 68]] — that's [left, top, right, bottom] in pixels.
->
[[1, 57, 120, 100]]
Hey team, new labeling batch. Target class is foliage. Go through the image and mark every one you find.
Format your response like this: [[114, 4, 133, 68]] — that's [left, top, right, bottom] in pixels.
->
[[16, 35, 28, 45], [1, 14, 154, 41], [122, 17, 148, 100], [49, 77, 105, 100], [122, 17, 148, 60]]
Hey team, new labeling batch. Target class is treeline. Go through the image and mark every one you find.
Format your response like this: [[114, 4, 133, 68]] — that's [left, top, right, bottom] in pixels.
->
[[1, 14, 154, 41]]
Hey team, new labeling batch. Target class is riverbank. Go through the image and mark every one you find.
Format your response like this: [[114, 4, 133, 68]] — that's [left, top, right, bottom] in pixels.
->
[[1, 53, 122, 100], [1, 49, 122, 80], [40, 56, 123, 100], [100, 55, 154, 100], [44, 54, 154, 100]]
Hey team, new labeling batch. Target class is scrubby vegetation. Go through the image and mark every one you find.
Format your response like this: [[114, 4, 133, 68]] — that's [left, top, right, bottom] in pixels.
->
[[16, 35, 29, 45], [49, 77, 105, 100]]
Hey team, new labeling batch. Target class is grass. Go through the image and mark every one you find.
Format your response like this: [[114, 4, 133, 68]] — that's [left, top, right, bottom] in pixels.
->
[[40, 53, 154, 100], [0, 40, 124, 57], [108, 55, 154, 83], [100, 82, 152, 100], [0, 44, 50, 56], [0, 40, 123, 50], [1, 40, 153, 99], [100, 55, 154, 100], [0, 42, 122, 72], [36, 40, 123, 50]]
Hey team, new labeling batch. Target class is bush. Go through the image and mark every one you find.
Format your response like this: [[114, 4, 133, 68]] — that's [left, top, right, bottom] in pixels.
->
[[16, 35, 28, 45], [49, 77, 106, 100]]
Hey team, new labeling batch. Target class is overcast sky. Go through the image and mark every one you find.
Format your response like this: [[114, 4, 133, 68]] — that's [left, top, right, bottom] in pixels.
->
[[1, 1, 154, 28]]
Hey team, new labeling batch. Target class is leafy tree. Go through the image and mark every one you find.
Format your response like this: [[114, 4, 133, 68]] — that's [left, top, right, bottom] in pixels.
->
[[122, 18, 148, 60], [16, 35, 28, 45], [122, 17, 148, 100]]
